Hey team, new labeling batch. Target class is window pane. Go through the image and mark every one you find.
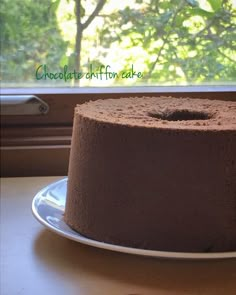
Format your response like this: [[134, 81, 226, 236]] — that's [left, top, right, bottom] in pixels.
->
[[1, 0, 236, 87]]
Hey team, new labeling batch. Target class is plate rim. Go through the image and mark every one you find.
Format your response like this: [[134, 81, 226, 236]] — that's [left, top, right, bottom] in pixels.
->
[[32, 178, 236, 260]]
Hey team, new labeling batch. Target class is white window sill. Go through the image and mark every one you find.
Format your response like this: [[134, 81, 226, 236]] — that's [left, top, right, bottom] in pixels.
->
[[2, 85, 236, 95]]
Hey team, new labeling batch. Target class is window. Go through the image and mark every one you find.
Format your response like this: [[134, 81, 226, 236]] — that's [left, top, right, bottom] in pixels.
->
[[1, 0, 236, 176], [1, 0, 236, 87]]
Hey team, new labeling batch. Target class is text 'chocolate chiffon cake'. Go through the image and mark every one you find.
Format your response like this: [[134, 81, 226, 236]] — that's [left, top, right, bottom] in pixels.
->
[[65, 97, 236, 253]]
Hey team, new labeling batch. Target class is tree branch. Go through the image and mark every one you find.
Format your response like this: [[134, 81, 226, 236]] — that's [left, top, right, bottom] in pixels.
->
[[192, 18, 215, 40], [75, 0, 82, 27], [75, 0, 83, 78], [217, 48, 235, 63], [82, 0, 106, 30], [74, 0, 106, 84], [146, 1, 185, 80]]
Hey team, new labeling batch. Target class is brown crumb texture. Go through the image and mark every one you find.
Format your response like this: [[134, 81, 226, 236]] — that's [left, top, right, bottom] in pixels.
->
[[75, 96, 236, 131]]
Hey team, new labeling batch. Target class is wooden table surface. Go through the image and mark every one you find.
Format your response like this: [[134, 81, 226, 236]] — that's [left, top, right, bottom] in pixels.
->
[[1, 177, 236, 295]]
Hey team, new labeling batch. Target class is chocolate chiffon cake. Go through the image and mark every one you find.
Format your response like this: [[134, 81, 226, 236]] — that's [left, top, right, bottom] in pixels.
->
[[65, 97, 236, 252]]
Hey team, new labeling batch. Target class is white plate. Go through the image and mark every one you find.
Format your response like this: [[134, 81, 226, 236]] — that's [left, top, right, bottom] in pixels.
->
[[32, 178, 236, 260]]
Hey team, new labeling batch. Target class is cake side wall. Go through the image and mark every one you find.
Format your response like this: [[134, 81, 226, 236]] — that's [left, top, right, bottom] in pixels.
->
[[65, 114, 236, 252]]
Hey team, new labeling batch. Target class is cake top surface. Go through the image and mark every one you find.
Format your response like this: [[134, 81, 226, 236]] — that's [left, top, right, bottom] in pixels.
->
[[75, 96, 236, 131]]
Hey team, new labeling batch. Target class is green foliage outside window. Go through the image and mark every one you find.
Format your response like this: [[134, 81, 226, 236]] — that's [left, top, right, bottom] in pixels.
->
[[1, 0, 235, 86]]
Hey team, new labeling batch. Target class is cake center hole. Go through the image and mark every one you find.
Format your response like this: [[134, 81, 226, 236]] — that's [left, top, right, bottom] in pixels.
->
[[148, 109, 211, 121]]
